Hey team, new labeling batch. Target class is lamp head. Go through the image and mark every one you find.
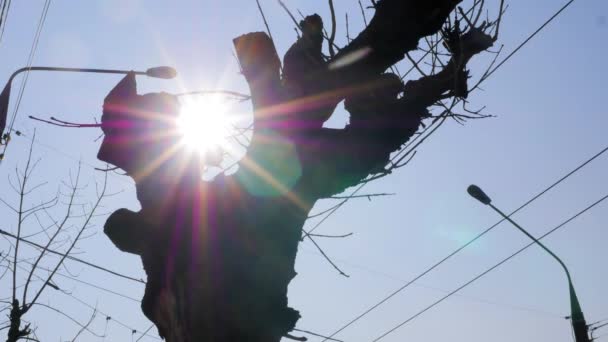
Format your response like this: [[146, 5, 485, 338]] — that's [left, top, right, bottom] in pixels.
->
[[145, 66, 177, 79], [467, 184, 492, 205]]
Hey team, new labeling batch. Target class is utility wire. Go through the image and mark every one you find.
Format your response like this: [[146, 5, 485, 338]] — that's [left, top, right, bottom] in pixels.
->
[[13, 262, 157, 340], [20, 259, 141, 302], [0, 228, 146, 284], [1, 0, 51, 160], [322, 1, 581, 339], [371, 191, 608, 341], [481, 0, 574, 82], [66, 293, 161, 340], [324, 142, 608, 340], [0, 0, 11, 44], [7, 127, 135, 188], [134, 324, 156, 342], [299, 246, 562, 319]]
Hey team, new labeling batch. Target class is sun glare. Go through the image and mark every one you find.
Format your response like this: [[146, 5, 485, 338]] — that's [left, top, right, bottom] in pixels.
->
[[177, 96, 232, 154]]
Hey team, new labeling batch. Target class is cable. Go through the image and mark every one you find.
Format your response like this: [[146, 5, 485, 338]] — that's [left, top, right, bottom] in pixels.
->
[[371, 192, 608, 341], [481, 0, 574, 82], [1, 0, 51, 160], [321, 2, 582, 339], [324, 141, 608, 340], [13, 261, 157, 340], [299, 245, 562, 318], [19, 259, 141, 302], [0, 0, 11, 44], [66, 293, 161, 340], [135, 324, 155, 342], [0, 228, 146, 284]]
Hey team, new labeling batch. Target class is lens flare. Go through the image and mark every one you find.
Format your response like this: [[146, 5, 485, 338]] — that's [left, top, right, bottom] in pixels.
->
[[177, 96, 231, 154]]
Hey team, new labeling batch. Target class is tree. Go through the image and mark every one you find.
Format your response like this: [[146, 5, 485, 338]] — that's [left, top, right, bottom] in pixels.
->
[[98, 1, 502, 341], [0, 136, 107, 342]]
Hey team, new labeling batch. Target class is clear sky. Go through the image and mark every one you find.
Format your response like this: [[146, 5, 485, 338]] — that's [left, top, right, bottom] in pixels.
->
[[1, 1, 607, 341]]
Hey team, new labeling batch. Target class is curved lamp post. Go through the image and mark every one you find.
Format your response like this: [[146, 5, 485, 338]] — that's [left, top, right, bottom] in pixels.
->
[[0, 66, 177, 160], [467, 184, 590, 342]]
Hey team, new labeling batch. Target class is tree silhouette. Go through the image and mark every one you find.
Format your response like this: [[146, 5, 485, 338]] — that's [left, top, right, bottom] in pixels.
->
[[98, 1, 500, 341]]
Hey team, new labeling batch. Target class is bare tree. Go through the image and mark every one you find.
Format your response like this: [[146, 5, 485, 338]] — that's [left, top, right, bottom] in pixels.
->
[[0, 136, 108, 342], [96, 0, 504, 341]]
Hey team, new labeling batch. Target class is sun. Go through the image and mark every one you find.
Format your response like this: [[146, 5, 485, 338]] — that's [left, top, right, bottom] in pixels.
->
[[177, 96, 232, 155]]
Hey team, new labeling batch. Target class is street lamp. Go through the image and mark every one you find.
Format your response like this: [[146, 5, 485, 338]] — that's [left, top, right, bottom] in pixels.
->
[[0, 66, 177, 159], [467, 184, 590, 342]]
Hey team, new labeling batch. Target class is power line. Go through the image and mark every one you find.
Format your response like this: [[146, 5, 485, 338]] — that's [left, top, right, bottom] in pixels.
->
[[0, 227, 146, 284], [0, 0, 11, 44], [1, 0, 51, 160], [324, 141, 608, 340], [65, 293, 161, 340], [13, 261, 158, 340], [19, 259, 141, 302], [299, 246, 562, 319], [482, 0, 575, 82], [134, 324, 156, 342], [7, 127, 135, 188], [371, 191, 608, 341], [322, 1, 582, 339]]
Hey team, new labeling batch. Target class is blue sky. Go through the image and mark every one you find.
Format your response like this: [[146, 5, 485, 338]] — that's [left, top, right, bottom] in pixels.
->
[[1, 0, 607, 341]]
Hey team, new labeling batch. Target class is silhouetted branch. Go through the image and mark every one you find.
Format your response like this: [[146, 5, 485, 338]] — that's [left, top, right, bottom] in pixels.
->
[[70, 306, 97, 342], [327, 0, 337, 57], [256, 0, 275, 43], [307, 232, 353, 239], [4, 137, 111, 341], [305, 235, 349, 277], [329, 192, 395, 200]]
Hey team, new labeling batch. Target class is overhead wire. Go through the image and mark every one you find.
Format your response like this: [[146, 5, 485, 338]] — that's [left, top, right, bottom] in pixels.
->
[[0, 0, 11, 44], [19, 259, 141, 302], [299, 245, 562, 319], [371, 191, 608, 341], [5, 127, 135, 189], [65, 293, 161, 340], [1, 0, 51, 160], [324, 142, 608, 340], [0, 227, 146, 284], [13, 261, 157, 340]]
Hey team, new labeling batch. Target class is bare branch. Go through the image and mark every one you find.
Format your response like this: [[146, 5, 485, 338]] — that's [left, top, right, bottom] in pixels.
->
[[31, 303, 104, 338], [305, 235, 349, 277], [327, 0, 337, 57], [256, 0, 275, 43], [70, 305, 97, 342], [25, 171, 108, 313], [13, 132, 36, 303]]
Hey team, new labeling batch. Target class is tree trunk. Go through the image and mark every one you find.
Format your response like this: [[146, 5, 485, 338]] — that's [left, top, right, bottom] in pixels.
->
[[100, 0, 494, 340]]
